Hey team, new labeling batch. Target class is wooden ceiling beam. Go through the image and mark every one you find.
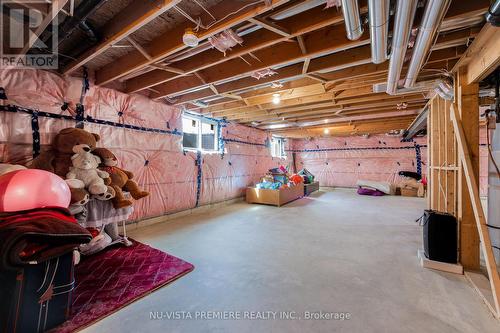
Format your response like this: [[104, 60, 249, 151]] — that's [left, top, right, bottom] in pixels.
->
[[237, 102, 427, 123], [241, 106, 425, 125], [272, 119, 416, 136], [124, 2, 359, 92], [453, 23, 500, 84], [63, 0, 183, 74], [239, 77, 317, 98], [254, 109, 421, 126], [266, 112, 418, 132], [277, 121, 415, 138], [234, 101, 426, 123], [213, 93, 427, 118], [212, 95, 427, 120], [182, 43, 463, 109], [94, 0, 290, 85], [150, 24, 371, 99], [148, 64, 187, 75]]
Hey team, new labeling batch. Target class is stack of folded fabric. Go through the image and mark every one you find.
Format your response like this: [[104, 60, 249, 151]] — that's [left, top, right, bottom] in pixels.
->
[[0, 207, 92, 270]]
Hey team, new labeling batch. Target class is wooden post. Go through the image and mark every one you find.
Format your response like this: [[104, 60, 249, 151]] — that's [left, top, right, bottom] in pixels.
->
[[451, 103, 500, 317], [455, 68, 480, 270]]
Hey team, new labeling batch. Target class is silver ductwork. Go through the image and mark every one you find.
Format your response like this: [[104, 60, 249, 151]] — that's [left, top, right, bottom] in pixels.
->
[[386, 0, 418, 95], [376, 79, 440, 95], [404, 0, 452, 88], [368, 0, 390, 64], [341, 0, 364, 40], [434, 79, 454, 100]]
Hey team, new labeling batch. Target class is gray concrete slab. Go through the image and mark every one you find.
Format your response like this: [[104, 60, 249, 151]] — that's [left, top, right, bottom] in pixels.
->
[[81, 188, 500, 333]]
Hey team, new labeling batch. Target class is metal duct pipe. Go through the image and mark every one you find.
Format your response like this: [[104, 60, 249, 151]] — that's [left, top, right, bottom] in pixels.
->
[[40, 0, 107, 46], [403, 0, 451, 88], [78, 21, 98, 44], [368, 0, 390, 64], [341, 0, 364, 40], [438, 79, 453, 97], [435, 85, 452, 100], [486, 0, 500, 26], [386, 0, 418, 95]]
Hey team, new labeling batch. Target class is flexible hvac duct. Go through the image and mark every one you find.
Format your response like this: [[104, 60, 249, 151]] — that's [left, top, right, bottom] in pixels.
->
[[386, 0, 418, 95], [438, 79, 453, 97], [433, 79, 453, 100], [404, 0, 452, 88], [486, 0, 500, 26], [341, 0, 363, 40], [435, 85, 452, 100], [368, 0, 389, 64]]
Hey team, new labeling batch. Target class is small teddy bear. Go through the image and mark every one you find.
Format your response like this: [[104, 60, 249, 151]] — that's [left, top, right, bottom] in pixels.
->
[[92, 148, 149, 209], [66, 144, 110, 197]]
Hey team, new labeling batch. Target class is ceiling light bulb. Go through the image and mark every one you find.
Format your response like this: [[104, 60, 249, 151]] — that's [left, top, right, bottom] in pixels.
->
[[183, 28, 199, 47], [272, 93, 281, 105], [324, 128, 330, 134]]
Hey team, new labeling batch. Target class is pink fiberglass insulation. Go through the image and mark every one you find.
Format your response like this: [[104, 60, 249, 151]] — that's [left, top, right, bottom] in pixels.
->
[[200, 123, 285, 205], [0, 69, 283, 222], [290, 135, 428, 188]]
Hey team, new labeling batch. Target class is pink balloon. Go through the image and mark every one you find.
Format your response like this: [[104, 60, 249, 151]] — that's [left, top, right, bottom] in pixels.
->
[[0, 169, 71, 212]]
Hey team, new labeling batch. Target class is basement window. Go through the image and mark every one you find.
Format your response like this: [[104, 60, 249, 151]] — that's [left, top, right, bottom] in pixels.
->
[[182, 114, 219, 152], [271, 136, 286, 158]]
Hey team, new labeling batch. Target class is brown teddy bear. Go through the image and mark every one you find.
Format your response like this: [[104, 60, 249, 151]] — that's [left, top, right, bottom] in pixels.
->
[[92, 148, 149, 209], [29, 128, 115, 201]]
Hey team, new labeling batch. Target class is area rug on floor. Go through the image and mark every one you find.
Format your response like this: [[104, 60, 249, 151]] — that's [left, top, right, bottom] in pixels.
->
[[53, 240, 194, 333]]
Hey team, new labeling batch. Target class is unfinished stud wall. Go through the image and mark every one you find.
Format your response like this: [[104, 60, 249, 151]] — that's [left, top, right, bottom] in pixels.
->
[[0, 69, 283, 221], [427, 95, 489, 216], [290, 135, 428, 188], [427, 96, 458, 215]]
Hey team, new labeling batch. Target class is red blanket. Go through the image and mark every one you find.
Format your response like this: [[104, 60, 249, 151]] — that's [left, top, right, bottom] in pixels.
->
[[0, 207, 92, 270]]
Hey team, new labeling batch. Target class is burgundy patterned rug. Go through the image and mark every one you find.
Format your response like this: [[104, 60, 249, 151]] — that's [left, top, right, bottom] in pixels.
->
[[54, 240, 194, 333]]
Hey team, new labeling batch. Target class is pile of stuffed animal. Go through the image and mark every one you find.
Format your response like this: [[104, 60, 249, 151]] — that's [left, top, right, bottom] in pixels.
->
[[1, 127, 149, 255]]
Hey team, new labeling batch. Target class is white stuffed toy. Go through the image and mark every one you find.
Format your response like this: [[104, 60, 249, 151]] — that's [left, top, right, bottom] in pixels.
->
[[66, 144, 110, 196]]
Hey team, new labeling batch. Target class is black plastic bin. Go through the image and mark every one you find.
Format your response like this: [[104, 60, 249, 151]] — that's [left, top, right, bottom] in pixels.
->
[[422, 209, 458, 264]]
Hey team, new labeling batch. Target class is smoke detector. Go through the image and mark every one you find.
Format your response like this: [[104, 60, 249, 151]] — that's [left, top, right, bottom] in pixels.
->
[[183, 28, 199, 47]]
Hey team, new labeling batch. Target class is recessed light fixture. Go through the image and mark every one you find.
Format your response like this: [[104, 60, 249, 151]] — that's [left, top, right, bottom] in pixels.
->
[[272, 93, 281, 105]]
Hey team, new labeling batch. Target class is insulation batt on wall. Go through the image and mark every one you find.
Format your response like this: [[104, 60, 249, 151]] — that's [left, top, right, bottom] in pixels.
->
[[289, 135, 428, 188], [0, 69, 284, 222]]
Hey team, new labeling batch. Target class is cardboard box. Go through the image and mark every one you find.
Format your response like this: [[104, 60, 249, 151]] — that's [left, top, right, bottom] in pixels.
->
[[401, 187, 418, 197], [246, 184, 304, 207]]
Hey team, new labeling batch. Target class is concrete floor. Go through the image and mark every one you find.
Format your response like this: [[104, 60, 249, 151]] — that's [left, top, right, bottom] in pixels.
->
[[83, 188, 499, 333]]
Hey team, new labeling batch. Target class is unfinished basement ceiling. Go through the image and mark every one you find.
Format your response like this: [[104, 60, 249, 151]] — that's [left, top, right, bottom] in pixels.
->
[[25, 0, 491, 137]]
